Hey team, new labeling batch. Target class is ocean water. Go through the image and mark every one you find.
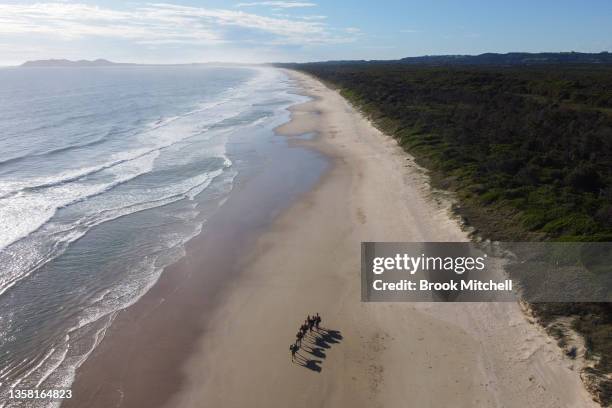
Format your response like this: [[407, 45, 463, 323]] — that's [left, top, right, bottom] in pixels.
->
[[0, 65, 306, 407]]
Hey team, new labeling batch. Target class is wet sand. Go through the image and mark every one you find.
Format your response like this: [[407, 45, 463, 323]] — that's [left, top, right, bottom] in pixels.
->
[[66, 69, 597, 408], [64, 112, 328, 408]]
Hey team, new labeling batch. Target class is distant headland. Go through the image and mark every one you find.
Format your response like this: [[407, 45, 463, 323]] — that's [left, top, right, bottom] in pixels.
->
[[20, 59, 128, 67]]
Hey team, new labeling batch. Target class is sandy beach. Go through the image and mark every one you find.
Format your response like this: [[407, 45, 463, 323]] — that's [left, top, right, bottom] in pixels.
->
[[67, 69, 597, 408]]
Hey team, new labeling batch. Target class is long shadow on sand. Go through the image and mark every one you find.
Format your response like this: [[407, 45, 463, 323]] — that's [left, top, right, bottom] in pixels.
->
[[294, 328, 342, 372]]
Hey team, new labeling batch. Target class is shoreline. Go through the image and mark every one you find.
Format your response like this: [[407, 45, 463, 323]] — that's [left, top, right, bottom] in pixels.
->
[[66, 69, 597, 408], [63, 80, 328, 408]]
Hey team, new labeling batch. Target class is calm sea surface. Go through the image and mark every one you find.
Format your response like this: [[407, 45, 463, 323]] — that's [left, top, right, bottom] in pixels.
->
[[0, 65, 306, 407]]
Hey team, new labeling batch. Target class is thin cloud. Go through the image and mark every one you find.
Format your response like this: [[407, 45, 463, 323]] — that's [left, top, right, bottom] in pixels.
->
[[344, 27, 362, 34], [0, 2, 348, 46], [300, 15, 327, 20], [235, 1, 316, 8], [273, 13, 327, 20]]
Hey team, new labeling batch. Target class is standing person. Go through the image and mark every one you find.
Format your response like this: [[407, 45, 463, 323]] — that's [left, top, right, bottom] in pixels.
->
[[315, 313, 321, 331], [308, 315, 314, 332], [290, 343, 298, 361], [296, 331, 303, 347]]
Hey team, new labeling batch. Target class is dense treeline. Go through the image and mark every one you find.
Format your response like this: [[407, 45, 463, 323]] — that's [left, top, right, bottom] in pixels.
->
[[286, 63, 612, 241], [282, 62, 612, 404]]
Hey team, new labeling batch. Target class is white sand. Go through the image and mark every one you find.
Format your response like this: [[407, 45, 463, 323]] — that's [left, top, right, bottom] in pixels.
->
[[162, 70, 597, 408]]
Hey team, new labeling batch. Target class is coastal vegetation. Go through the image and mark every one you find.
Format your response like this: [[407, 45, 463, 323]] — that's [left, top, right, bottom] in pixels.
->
[[281, 61, 612, 404]]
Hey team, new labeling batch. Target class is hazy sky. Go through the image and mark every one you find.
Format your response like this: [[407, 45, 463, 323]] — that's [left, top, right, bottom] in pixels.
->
[[1, 0, 611, 65]]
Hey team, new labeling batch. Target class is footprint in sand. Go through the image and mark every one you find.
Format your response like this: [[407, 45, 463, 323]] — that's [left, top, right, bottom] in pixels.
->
[[357, 208, 367, 224]]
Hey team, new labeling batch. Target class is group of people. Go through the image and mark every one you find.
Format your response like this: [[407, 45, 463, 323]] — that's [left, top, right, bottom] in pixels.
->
[[290, 313, 322, 361]]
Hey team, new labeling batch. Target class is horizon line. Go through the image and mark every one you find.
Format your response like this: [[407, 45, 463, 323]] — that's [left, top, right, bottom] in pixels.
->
[[8, 50, 612, 68]]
